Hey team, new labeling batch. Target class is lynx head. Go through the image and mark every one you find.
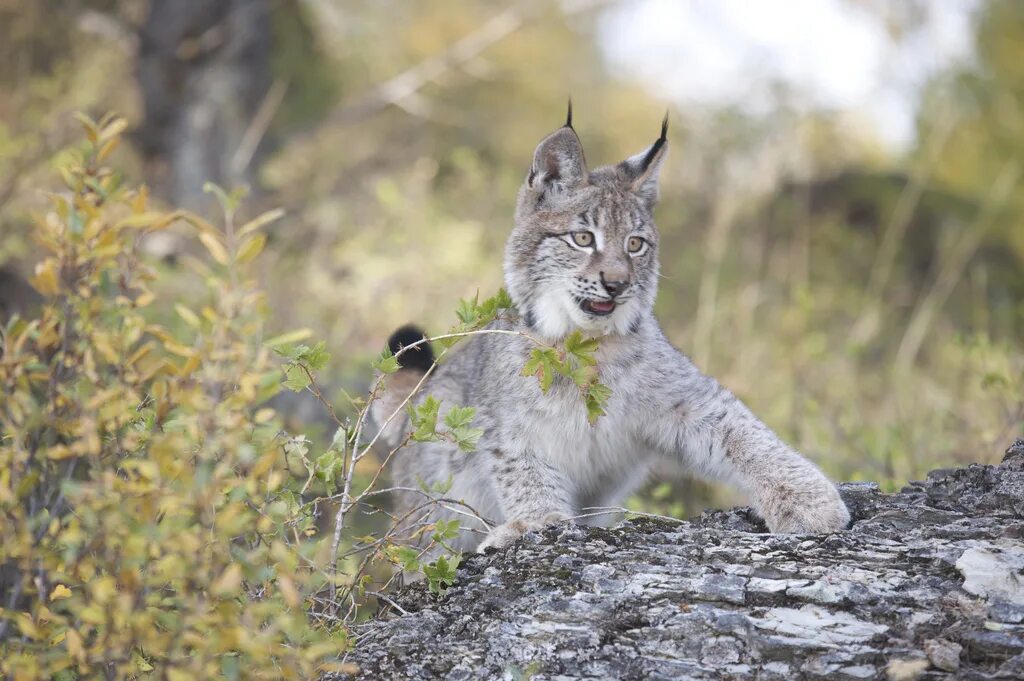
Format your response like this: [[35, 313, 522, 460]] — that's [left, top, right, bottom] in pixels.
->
[[504, 105, 668, 340]]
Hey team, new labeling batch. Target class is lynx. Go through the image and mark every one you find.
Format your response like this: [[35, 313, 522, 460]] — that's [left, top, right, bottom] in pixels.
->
[[370, 107, 849, 554]]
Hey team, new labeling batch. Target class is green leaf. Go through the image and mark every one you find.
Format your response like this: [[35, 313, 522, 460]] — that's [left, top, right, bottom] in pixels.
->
[[522, 348, 560, 392], [443, 406, 476, 430], [372, 347, 401, 374], [386, 545, 421, 572], [432, 519, 461, 543], [584, 381, 612, 425], [451, 425, 483, 452], [456, 294, 480, 325], [410, 396, 442, 442], [444, 406, 482, 451], [314, 450, 343, 486], [273, 343, 307, 361], [424, 553, 461, 594], [282, 364, 311, 391], [298, 341, 330, 371], [564, 331, 599, 366], [565, 363, 597, 387]]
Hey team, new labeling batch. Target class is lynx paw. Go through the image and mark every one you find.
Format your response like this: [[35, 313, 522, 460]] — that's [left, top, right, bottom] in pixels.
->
[[477, 512, 570, 553], [759, 479, 850, 534]]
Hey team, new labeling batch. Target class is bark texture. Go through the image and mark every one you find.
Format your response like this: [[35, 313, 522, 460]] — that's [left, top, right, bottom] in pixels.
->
[[135, 0, 272, 211], [337, 441, 1024, 680]]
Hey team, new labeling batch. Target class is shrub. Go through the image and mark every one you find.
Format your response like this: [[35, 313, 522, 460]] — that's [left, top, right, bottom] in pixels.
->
[[0, 114, 345, 680]]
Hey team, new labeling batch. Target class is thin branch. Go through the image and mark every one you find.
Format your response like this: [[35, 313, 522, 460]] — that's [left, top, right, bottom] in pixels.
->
[[231, 79, 288, 176], [364, 590, 409, 616]]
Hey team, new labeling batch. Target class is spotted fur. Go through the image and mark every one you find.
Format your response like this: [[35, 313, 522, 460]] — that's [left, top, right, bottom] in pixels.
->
[[371, 114, 849, 555]]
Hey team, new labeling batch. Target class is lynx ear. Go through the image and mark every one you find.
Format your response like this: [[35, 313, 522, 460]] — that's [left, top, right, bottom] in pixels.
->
[[527, 107, 587, 194], [620, 113, 669, 207]]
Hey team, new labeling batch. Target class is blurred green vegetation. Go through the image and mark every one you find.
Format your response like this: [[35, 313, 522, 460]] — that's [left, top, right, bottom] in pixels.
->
[[1, 0, 1022, 525]]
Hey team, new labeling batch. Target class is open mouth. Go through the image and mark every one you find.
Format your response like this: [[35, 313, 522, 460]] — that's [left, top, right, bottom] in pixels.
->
[[580, 299, 617, 316]]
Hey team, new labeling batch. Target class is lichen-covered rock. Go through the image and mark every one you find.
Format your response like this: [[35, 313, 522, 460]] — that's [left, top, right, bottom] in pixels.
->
[[334, 442, 1024, 680]]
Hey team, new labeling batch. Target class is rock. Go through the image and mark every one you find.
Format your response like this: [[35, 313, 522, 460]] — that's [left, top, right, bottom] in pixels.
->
[[956, 547, 1024, 605], [332, 449, 1024, 680], [923, 638, 962, 672], [886, 658, 928, 681]]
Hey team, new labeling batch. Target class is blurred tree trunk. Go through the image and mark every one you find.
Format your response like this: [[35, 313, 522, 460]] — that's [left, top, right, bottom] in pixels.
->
[[134, 0, 273, 212]]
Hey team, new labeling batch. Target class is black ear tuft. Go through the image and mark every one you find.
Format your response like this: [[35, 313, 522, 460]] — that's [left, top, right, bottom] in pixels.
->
[[637, 111, 669, 176], [618, 113, 669, 207], [565, 97, 574, 129], [386, 324, 434, 372]]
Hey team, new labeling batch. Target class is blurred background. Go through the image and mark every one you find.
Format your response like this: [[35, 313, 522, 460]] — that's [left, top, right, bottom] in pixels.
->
[[1, 0, 1021, 516]]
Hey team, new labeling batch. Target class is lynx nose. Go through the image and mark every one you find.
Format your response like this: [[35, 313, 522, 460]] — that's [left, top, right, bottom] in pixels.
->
[[600, 272, 630, 298]]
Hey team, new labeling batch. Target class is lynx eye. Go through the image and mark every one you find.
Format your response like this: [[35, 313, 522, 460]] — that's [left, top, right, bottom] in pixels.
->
[[627, 236, 646, 254], [570, 231, 595, 248]]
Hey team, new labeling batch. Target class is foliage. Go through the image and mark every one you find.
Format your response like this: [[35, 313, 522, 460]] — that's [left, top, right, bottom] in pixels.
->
[[522, 331, 610, 424], [0, 116, 348, 679]]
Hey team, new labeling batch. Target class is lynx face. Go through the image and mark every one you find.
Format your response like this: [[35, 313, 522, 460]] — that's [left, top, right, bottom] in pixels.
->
[[504, 115, 667, 340]]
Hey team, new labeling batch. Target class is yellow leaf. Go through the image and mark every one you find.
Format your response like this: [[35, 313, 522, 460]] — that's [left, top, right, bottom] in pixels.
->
[[92, 333, 119, 364], [49, 584, 72, 601], [132, 650, 155, 672], [264, 328, 313, 347], [279, 574, 301, 607], [254, 408, 276, 423], [113, 211, 168, 230], [175, 304, 201, 328], [132, 185, 150, 213], [135, 290, 156, 307], [126, 341, 155, 366], [16, 614, 39, 639], [73, 112, 99, 142], [46, 445, 76, 461], [163, 340, 195, 358], [177, 353, 201, 376], [180, 210, 220, 235], [168, 670, 192, 681], [213, 564, 243, 596], [235, 233, 267, 264], [237, 208, 285, 238], [30, 259, 60, 295], [198, 232, 230, 265], [98, 116, 127, 142], [96, 136, 120, 162], [66, 628, 85, 661]]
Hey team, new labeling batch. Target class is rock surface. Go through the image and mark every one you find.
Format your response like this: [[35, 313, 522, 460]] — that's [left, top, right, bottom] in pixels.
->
[[337, 442, 1024, 680]]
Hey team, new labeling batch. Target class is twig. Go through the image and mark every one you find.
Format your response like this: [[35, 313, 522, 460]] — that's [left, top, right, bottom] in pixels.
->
[[364, 590, 409, 616], [231, 79, 288, 176]]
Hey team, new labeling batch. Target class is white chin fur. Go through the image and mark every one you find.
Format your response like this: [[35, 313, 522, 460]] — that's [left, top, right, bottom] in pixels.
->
[[532, 290, 635, 340]]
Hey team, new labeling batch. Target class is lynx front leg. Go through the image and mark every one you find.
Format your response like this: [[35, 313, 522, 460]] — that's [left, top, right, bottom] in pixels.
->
[[477, 449, 575, 553], [718, 414, 850, 533], [647, 368, 849, 534]]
